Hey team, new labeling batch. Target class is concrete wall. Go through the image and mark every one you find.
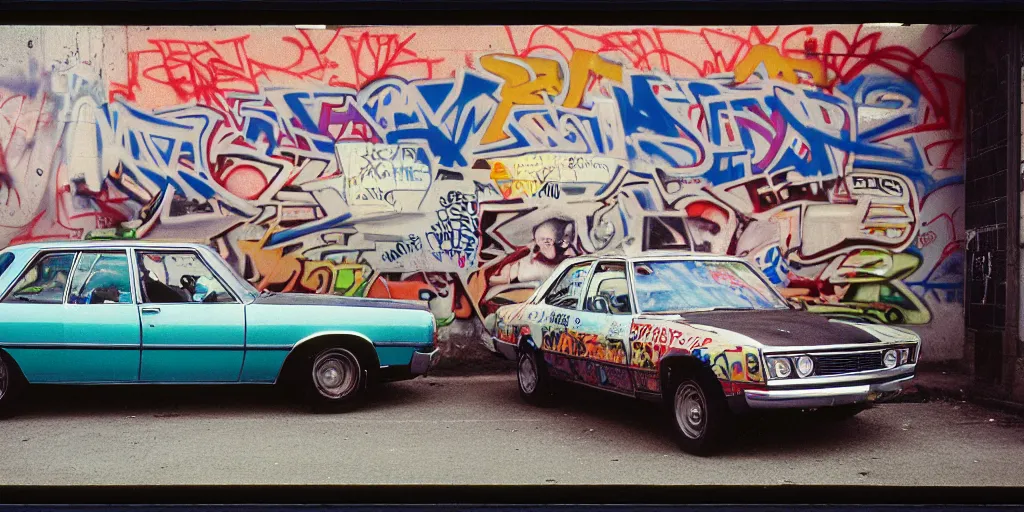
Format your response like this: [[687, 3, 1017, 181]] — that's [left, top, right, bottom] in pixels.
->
[[0, 25, 966, 363]]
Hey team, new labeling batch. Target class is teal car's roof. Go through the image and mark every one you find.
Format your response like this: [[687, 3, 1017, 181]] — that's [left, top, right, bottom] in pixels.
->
[[6, 240, 214, 252], [0, 240, 259, 302]]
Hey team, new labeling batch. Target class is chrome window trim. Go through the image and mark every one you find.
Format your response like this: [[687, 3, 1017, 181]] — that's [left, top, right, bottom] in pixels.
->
[[61, 251, 83, 305]]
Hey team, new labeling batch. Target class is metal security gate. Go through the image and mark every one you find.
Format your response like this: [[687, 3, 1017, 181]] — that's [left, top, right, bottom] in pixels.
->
[[963, 25, 1021, 395]]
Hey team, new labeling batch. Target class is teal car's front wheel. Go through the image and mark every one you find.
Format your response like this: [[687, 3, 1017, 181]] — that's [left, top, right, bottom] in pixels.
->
[[0, 351, 25, 419], [303, 347, 368, 412]]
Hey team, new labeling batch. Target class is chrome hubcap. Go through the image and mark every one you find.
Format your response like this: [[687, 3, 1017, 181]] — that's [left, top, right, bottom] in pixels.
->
[[519, 353, 538, 394], [674, 382, 707, 440], [312, 349, 360, 400]]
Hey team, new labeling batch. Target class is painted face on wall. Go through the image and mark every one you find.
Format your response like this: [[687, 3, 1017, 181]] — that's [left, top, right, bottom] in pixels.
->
[[534, 218, 576, 263]]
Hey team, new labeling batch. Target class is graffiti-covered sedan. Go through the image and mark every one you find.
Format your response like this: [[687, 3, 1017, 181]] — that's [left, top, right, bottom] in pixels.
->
[[489, 253, 921, 455], [0, 241, 438, 417]]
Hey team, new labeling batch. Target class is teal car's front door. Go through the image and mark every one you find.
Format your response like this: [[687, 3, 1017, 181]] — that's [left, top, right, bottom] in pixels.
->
[[134, 250, 245, 383], [1, 250, 141, 383]]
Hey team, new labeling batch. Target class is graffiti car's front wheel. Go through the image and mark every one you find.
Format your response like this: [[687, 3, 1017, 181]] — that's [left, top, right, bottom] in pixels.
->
[[669, 374, 733, 456], [302, 347, 368, 412], [518, 346, 555, 406]]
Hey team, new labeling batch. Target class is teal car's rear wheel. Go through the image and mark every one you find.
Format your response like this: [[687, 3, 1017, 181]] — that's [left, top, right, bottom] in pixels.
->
[[303, 347, 367, 412]]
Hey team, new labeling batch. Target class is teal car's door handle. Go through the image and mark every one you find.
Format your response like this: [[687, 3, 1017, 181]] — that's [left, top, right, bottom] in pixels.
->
[[141, 307, 161, 315]]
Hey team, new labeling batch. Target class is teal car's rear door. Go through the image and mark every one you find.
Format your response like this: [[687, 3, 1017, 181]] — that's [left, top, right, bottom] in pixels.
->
[[1, 250, 141, 383], [134, 249, 245, 383]]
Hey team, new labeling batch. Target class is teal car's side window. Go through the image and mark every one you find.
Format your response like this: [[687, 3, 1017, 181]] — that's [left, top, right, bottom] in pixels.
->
[[0, 251, 14, 278], [136, 251, 236, 304], [67, 252, 134, 305], [2, 252, 76, 304]]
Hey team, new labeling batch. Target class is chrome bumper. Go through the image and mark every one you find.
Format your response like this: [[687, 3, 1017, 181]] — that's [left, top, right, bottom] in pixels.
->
[[490, 336, 518, 360], [410, 348, 439, 375], [744, 375, 914, 409]]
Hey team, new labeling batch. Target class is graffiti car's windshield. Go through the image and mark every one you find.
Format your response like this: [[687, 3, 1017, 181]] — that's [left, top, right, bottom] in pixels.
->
[[632, 259, 789, 314]]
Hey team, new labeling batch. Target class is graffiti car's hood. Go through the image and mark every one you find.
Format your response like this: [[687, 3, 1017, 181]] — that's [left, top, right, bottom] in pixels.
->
[[642, 309, 915, 348], [253, 292, 429, 312]]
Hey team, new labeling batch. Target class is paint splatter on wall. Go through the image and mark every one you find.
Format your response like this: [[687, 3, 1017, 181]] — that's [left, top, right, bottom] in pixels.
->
[[0, 25, 966, 361]]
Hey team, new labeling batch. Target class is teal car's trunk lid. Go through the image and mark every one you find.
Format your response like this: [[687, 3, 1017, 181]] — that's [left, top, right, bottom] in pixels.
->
[[253, 292, 430, 312]]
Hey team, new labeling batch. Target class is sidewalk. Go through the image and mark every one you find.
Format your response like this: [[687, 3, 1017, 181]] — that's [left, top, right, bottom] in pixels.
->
[[899, 365, 972, 402], [897, 364, 1024, 417]]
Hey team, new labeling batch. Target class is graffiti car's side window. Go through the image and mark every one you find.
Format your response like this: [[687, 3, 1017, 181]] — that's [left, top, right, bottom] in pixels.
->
[[67, 252, 134, 305], [2, 252, 76, 304], [137, 251, 235, 304], [583, 262, 632, 315], [543, 262, 592, 310]]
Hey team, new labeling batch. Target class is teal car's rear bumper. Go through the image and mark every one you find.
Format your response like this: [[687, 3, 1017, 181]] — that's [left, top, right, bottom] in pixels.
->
[[377, 346, 439, 382], [411, 347, 439, 375]]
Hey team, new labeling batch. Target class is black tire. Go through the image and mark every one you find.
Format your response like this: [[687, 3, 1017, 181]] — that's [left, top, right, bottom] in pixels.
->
[[517, 345, 555, 407], [0, 351, 25, 419], [300, 347, 368, 413], [810, 403, 870, 422], [667, 372, 734, 456]]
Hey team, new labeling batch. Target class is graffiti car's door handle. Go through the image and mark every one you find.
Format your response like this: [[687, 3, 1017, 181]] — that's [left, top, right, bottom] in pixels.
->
[[141, 307, 161, 315]]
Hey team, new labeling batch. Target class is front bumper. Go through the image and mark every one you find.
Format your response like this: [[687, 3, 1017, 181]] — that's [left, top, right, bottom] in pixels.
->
[[744, 375, 914, 409], [410, 348, 440, 375]]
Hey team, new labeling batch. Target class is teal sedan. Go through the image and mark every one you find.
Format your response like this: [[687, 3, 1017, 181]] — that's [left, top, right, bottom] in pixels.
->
[[0, 241, 438, 417]]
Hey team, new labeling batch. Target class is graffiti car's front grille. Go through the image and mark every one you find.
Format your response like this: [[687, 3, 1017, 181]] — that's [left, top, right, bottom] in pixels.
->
[[813, 351, 884, 376]]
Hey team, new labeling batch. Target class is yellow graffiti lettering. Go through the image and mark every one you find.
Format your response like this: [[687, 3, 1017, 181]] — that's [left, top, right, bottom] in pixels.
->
[[481, 50, 623, 144], [734, 45, 830, 87], [563, 50, 623, 109], [480, 55, 564, 144]]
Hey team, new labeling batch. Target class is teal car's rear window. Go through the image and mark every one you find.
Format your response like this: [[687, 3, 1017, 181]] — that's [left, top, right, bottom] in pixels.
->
[[0, 251, 13, 279]]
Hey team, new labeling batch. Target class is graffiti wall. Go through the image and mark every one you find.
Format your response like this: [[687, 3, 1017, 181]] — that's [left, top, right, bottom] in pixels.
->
[[0, 25, 966, 361]]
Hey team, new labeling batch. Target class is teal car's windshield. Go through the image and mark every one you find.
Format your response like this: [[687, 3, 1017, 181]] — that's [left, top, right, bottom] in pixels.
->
[[632, 259, 789, 314]]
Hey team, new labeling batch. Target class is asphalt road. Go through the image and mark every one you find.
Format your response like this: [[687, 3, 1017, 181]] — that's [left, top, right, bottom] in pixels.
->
[[1, 375, 1023, 486]]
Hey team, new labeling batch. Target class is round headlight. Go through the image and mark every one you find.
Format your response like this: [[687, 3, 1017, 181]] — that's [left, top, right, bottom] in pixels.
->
[[883, 349, 898, 369], [795, 355, 814, 378], [770, 357, 792, 379]]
